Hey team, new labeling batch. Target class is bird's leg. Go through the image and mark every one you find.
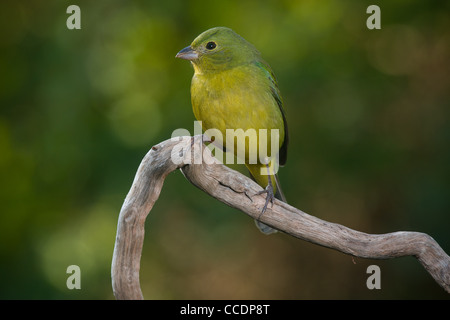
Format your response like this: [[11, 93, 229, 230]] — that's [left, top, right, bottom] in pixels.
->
[[256, 163, 275, 217]]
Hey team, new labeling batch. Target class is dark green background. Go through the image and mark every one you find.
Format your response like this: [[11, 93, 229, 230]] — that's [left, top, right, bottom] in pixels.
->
[[1, 0, 449, 299]]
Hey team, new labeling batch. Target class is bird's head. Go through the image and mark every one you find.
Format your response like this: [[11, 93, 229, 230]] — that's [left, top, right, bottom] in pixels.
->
[[176, 27, 260, 73]]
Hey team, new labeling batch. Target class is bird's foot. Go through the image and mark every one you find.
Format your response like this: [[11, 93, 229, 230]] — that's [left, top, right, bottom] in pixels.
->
[[256, 182, 275, 217]]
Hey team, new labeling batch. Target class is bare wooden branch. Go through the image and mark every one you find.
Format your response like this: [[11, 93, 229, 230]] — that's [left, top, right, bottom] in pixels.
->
[[111, 136, 450, 299]]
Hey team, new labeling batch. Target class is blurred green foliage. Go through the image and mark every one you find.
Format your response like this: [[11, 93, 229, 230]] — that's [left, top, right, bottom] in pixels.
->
[[0, 0, 449, 299]]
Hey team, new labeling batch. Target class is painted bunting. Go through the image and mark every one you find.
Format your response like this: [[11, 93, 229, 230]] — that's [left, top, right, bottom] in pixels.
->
[[176, 27, 288, 234]]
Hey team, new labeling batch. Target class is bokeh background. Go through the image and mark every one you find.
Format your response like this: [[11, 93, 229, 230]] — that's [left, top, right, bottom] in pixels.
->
[[1, 0, 449, 299]]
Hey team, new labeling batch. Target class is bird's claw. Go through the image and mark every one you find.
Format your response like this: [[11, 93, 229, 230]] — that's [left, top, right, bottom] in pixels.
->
[[257, 183, 275, 217]]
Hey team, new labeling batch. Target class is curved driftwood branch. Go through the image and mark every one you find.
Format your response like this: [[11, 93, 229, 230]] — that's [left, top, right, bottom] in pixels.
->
[[111, 136, 450, 299]]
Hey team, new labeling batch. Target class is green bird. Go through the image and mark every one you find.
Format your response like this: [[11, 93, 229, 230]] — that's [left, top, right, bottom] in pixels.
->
[[176, 27, 288, 234]]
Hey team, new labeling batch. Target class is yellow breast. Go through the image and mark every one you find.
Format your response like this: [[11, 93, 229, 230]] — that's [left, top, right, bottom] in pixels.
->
[[190, 65, 285, 163]]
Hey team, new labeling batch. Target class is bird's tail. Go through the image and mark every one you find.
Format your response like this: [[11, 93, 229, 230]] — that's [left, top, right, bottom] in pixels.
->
[[254, 174, 286, 235]]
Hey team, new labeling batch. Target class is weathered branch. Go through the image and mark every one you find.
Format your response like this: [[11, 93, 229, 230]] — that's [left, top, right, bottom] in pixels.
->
[[111, 136, 450, 299]]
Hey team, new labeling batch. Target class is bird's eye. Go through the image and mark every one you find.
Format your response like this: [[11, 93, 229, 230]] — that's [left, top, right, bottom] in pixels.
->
[[206, 41, 217, 50]]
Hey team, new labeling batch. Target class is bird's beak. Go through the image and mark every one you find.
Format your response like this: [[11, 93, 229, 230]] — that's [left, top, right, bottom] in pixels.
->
[[175, 46, 199, 61]]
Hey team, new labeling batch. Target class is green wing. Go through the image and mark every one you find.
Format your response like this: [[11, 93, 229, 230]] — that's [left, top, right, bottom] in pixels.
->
[[254, 60, 289, 166]]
